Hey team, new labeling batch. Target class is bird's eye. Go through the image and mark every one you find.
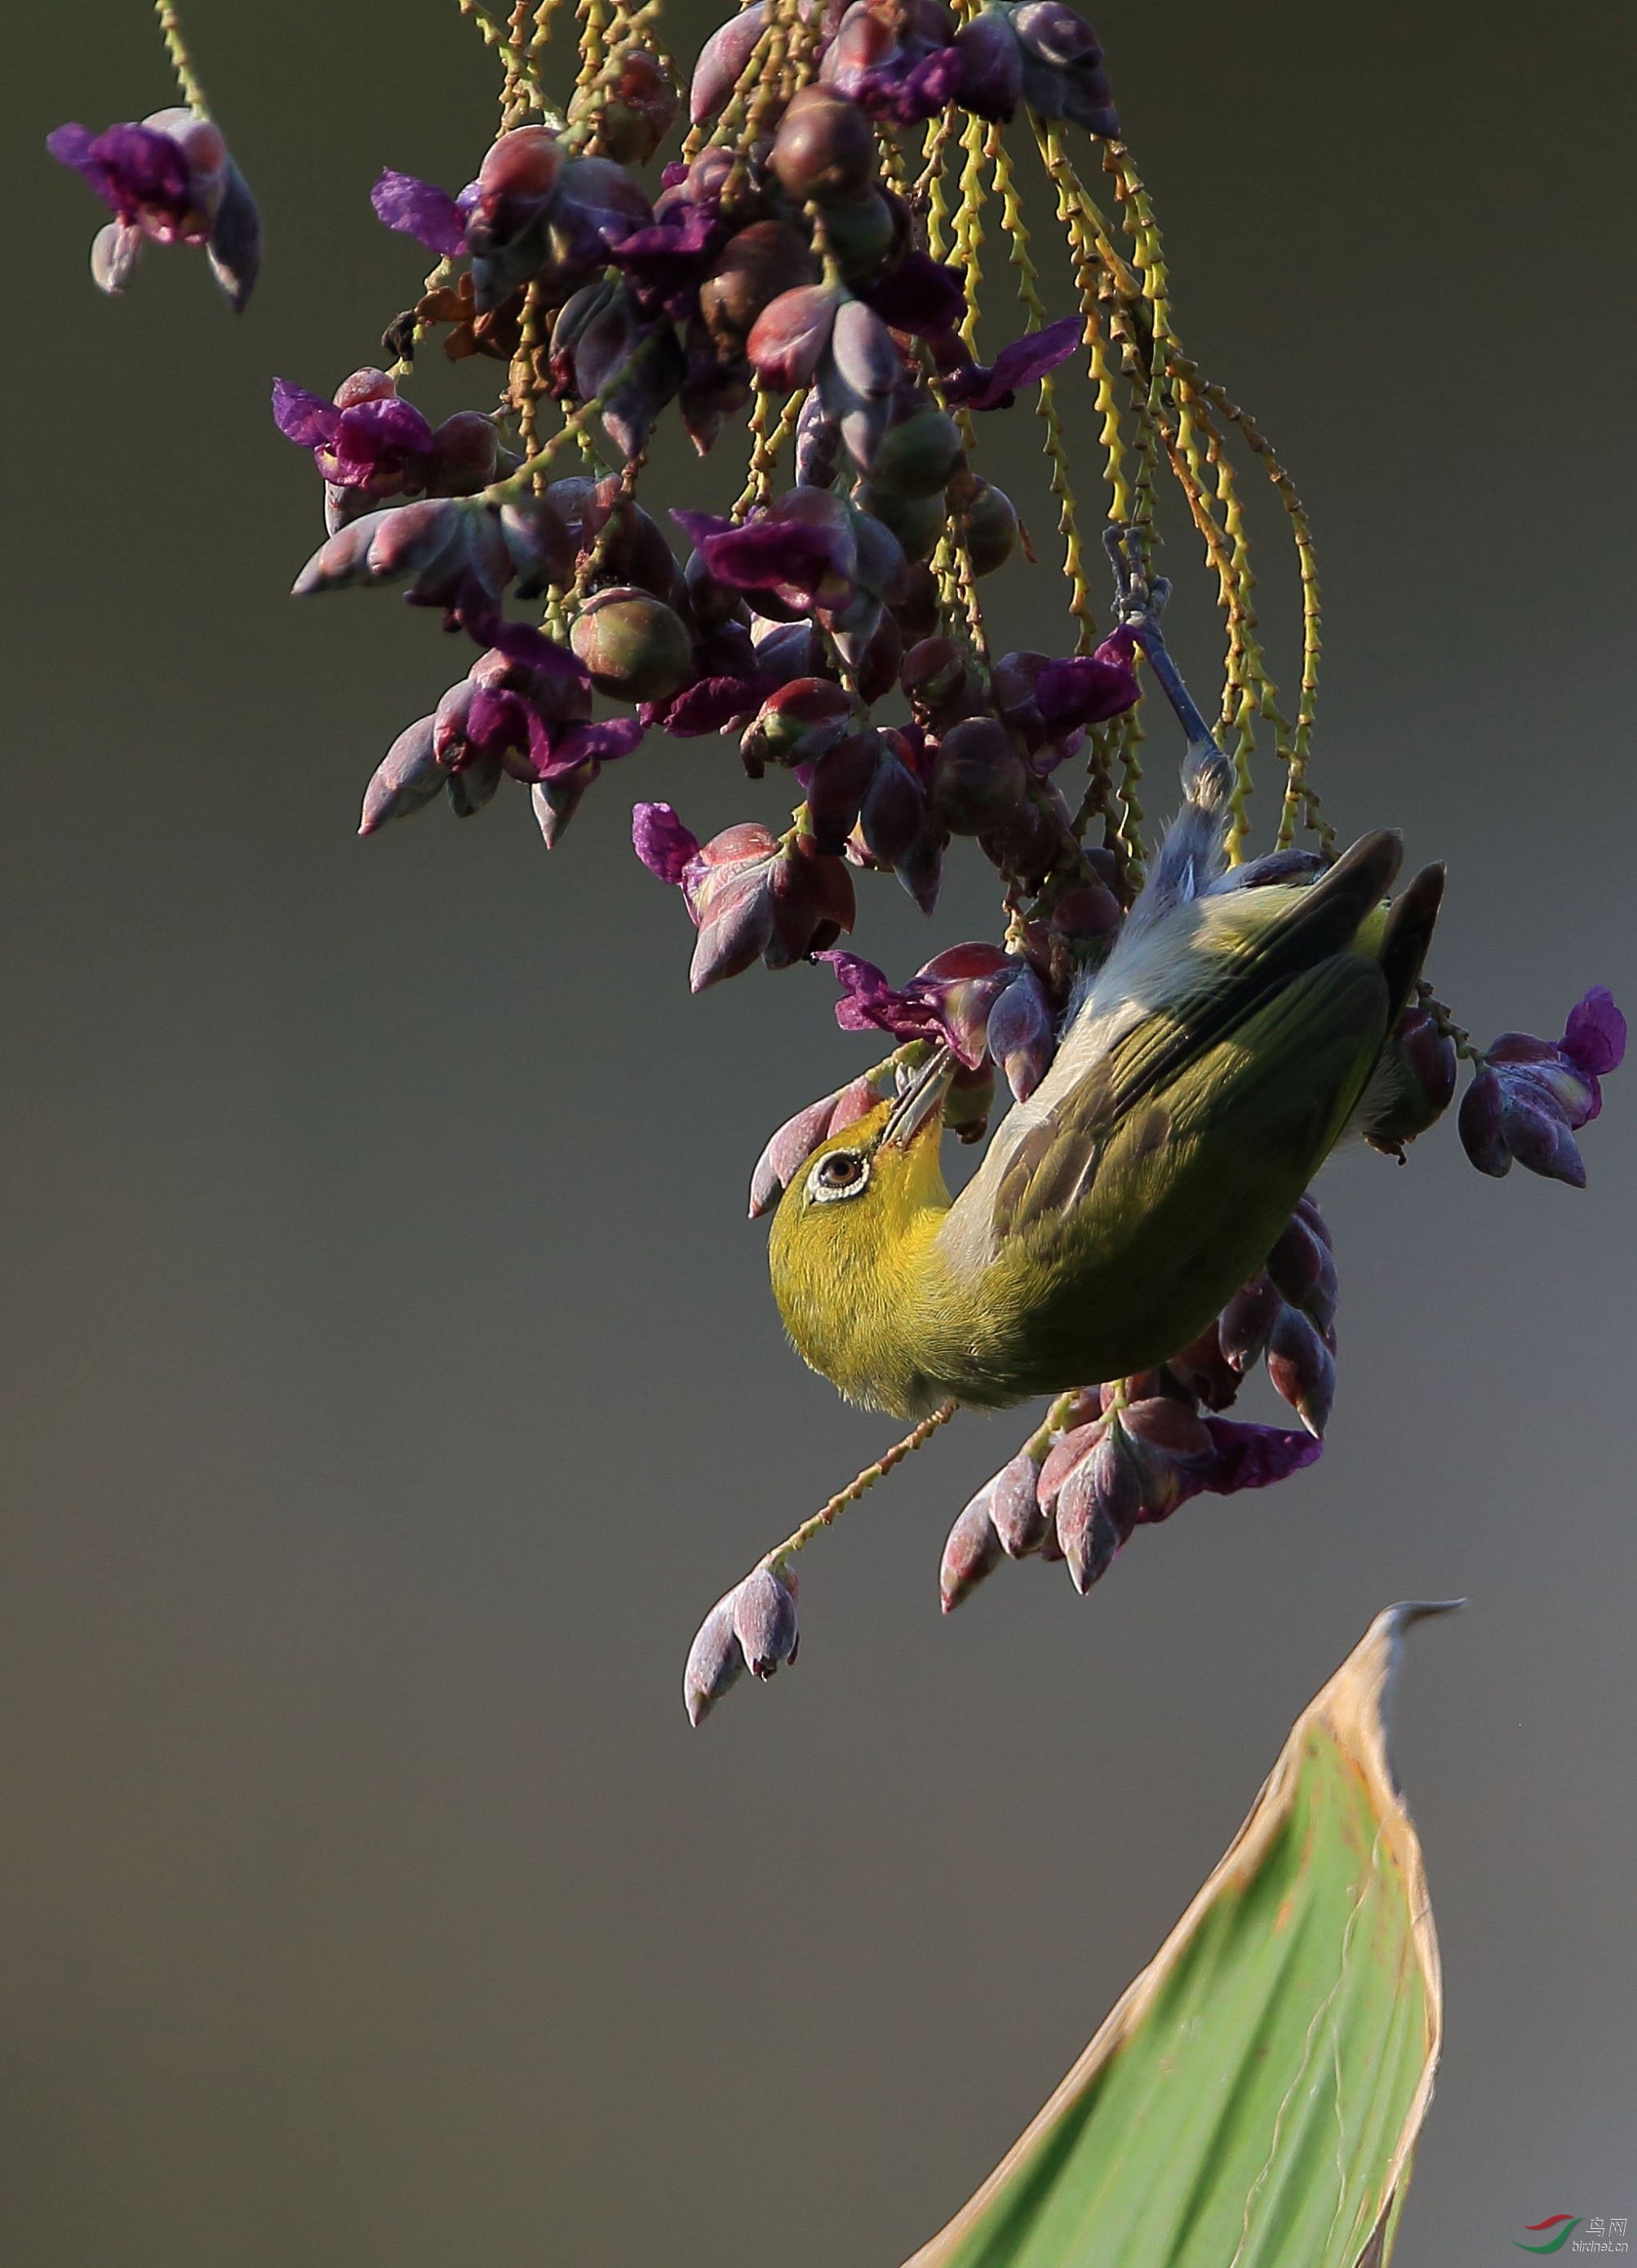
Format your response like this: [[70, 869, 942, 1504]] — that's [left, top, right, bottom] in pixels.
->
[[807, 1149, 871, 1203]]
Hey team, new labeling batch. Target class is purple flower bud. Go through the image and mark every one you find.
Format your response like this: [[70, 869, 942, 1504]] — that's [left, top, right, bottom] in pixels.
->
[[690, 871, 775, 990], [819, 0, 965, 124], [859, 746, 928, 866], [206, 160, 260, 309], [465, 126, 565, 255], [1460, 987, 1624, 1186], [748, 282, 844, 391], [1265, 1211, 1337, 1332], [795, 389, 843, 488], [699, 221, 819, 354], [291, 497, 512, 627], [939, 1486, 1004, 1611], [952, 11, 1024, 120], [1563, 986, 1627, 1078], [446, 747, 504, 817], [1054, 1426, 1137, 1593], [731, 1568, 799, 1677], [930, 717, 1028, 835], [1364, 1001, 1458, 1154], [690, 4, 766, 124], [359, 715, 444, 835], [1458, 1064, 1510, 1176], [1035, 629, 1139, 729], [989, 1450, 1049, 1557], [683, 1594, 746, 1726], [895, 826, 946, 915], [90, 219, 144, 293], [1164, 1322, 1242, 1413], [803, 732, 883, 852], [531, 773, 589, 848], [1220, 1272, 1282, 1373], [1267, 1307, 1336, 1438], [985, 966, 1056, 1101], [1011, 0, 1120, 135], [750, 1093, 845, 1218], [742, 678, 858, 773], [496, 496, 575, 598]]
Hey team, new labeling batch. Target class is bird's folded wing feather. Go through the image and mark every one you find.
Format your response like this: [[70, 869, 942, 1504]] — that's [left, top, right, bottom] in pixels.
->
[[965, 835, 1401, 1256]]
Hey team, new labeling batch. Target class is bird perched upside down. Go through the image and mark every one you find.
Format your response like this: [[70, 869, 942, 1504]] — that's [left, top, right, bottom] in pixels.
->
[[770, 737, 1444, 1420]]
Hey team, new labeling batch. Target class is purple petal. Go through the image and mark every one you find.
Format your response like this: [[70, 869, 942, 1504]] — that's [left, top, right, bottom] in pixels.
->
[[632, 800, 700, 884], [271, 379, 341, 449], [486, 621, 589, 680], [818, 949, 942, 1041], [339, 396, 436, 456], [613, 205, 719, 263], [669, 507, 737, 551], [371, 167, 468, 256], [538, 717, 645, 777], [1036, 651, 1140, 729], [698, 519, 850, 605], [47, 122, 98, 171], [1562, 986, 1626, 1077], [948, 314, 1081, 410], [648, 674, 765, 737], [1200, 1420, 1324, 1495]]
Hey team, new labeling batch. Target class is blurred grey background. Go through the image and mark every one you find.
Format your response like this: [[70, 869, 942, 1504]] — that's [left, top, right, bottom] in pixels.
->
[[4, 2, 1635, 2261]]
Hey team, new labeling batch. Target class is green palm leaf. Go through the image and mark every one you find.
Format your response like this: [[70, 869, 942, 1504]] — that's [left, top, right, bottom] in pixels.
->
[[904, 1604, 1451, 2268]]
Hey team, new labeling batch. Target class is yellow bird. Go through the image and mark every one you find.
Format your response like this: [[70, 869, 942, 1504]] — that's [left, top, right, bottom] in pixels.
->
[[770, 756, 1444, 1420]]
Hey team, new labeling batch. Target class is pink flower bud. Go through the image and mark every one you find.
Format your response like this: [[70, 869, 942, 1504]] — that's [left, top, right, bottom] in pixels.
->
[[683, 1596, 745, 1726], [359, 715, 444, 835], [1267, 1308, 1336, 1438], [939, 1488, 1003, 1612], [988, 1451, 1049, 1557], [732, 1568, 799, 1677]]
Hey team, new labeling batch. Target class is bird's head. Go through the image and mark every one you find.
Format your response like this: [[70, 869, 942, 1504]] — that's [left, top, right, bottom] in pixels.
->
[[767, 1051, 956, 1408]]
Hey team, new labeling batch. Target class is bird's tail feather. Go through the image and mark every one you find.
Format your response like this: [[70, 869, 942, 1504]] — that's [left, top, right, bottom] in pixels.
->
[[1377, 862, 1445, 1022]]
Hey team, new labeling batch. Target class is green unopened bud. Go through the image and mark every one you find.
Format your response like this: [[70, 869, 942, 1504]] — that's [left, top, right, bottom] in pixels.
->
[[957, 478, 1018, 575], [865, 406, 965, 498], [570, 586, 694, 703]]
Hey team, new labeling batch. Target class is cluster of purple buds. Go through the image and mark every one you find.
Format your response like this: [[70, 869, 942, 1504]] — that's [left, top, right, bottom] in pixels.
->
[[289, 486, 575, 634], [683, 1566, 800, 1725], [360, 623, 644, 844], [375, 125, 658, 317], [1458, 987, 1626, 1187], [48, 108, 260, 308], [273, 368, 504, 532], [1218, 1195, 1338, 1438], [633, 805, 857, 990]]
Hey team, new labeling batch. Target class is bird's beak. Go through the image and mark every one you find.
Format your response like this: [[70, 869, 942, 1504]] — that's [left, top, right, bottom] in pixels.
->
[[881, 1048, 957, 1150]]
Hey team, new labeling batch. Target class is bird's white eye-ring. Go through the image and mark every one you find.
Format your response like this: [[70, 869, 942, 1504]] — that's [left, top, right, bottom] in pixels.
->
[[807, 1149, 871, 1203]]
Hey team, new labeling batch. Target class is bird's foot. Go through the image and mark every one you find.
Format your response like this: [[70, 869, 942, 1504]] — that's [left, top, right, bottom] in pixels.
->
[[1102, 524, 1231, 806]]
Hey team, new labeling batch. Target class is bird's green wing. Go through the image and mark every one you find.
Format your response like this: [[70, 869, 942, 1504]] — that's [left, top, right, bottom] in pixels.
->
[[986, 834, 1404, 1251], [989, 958, 1389, 1250]]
